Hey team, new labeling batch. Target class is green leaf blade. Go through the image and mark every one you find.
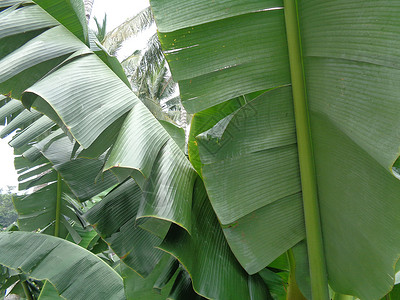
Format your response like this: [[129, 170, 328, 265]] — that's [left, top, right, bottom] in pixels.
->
[[0, 231, 125, 300]]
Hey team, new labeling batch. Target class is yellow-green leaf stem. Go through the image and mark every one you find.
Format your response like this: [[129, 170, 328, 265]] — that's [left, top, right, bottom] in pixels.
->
[[283, 0, 329, 298]]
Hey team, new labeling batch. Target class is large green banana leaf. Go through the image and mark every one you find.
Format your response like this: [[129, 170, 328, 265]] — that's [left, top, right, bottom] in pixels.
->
[[151, 0, 400, 299], [120, 254, 178, 300], [0, 231, 125, 300], [84, 173, 277, 299], [159, 178, 274, 299], [0, 2, 262, 300], [0, 0, 197, 233], [2, 0, 400, 299], [84, 179, 168, 277], [0, 100, 120, 239], [0, 102, 120, 300]]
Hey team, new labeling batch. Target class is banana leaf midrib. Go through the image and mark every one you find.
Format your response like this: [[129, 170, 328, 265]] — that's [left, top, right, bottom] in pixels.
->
[[283, 0, 329, 298]]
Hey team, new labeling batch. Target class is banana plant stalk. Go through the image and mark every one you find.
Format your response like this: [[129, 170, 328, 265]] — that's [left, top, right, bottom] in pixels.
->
[[283, 0, 329, 298]]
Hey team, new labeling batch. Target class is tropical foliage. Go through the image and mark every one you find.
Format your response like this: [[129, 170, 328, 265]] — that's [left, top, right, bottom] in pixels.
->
[[0, 0, 400, 300], [94, 8, 185, 125], [0, 187, 17, 228]]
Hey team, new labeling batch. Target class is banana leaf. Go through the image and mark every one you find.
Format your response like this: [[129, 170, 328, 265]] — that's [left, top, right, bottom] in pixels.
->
[[151, 0, 400, 298], [0, 231, 124, 300]]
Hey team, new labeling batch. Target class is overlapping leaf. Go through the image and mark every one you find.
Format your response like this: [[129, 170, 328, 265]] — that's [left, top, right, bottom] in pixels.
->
[[153, 0, 400, 299], [0, 231, 125, 300], [159, 179, 273, 300], [1, 1, 304, 298], [8, 0, 400, 299], [196, 87, 305, 274], [0, 99, 120, 242], [152, 1, 289, 113], [85, 179, 167, 277], [121, 254, 179, 300], [298, 1, 400, 298], [0, 3, 203, 298], [34, 0, 88, 43], [0, 1, 197, 234]]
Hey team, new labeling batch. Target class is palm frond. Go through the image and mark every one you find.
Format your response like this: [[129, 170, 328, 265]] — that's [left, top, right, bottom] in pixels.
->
[[93, 14, 107, 43], [131, 34, 167, 97], [162, 96, 182, 111], [103, 6, 154, 56], [158, 72, 176, 100], [84, 0, 94, 22]]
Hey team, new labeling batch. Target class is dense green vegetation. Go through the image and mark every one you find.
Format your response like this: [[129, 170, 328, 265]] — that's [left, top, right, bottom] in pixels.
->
[[1, 0, 400, 299], [0, 187, 17, 228]]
